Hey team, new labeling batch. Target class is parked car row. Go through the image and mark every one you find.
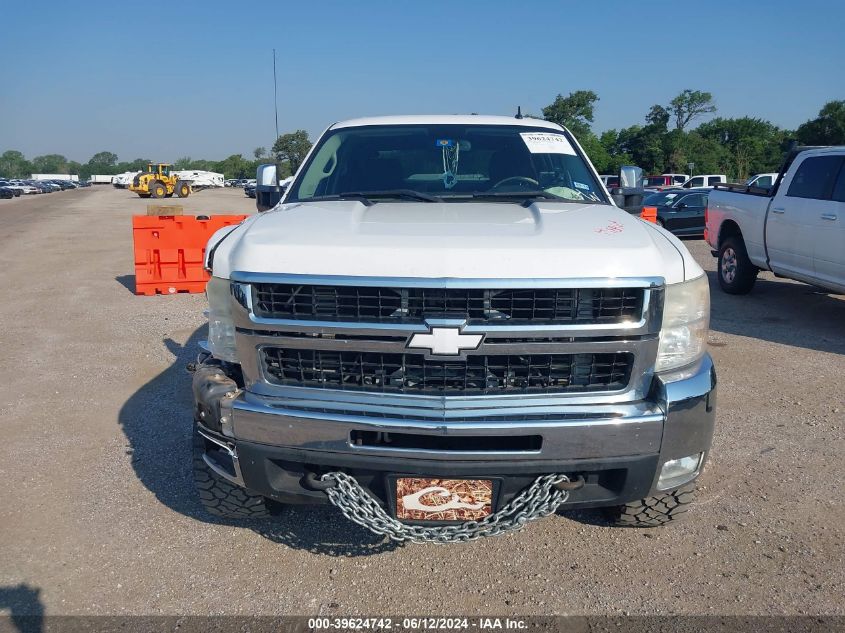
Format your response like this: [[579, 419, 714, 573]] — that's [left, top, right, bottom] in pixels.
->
[[0, 177, 89, 198], [640, 173, 726, 191], [599, 171, 728, 193]]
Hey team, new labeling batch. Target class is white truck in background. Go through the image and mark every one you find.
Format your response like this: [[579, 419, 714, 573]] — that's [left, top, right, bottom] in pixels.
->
[[89, 175, 114, 185], [706, 146, 845, 294], [744, 172, 779, 189], [681, 174, 726, 189]]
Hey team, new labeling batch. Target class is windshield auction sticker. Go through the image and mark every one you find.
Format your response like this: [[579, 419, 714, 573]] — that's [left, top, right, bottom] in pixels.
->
[[519, 132, 576, 155]]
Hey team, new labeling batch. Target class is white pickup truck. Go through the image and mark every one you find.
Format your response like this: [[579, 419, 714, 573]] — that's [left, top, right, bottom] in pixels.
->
[[192, 115, 716, 543], [706, 146, 845, 294]]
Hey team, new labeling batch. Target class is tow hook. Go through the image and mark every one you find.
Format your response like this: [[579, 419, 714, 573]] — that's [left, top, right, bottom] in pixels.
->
[[303, 471, 338, 491], [554, 475, 586, 491]]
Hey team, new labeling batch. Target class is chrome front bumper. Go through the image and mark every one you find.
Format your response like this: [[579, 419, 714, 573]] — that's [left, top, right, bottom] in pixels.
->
[[194, 354, 716, 506]]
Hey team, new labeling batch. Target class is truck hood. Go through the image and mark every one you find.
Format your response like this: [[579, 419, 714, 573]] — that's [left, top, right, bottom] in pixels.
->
[[210, 200, 699, 284]]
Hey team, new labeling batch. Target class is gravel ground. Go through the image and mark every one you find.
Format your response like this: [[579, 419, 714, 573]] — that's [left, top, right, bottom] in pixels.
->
[[0, 187, 842, 616]]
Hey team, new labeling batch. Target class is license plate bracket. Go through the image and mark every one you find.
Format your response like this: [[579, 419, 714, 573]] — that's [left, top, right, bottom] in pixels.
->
[[389, 476, 500, 524]]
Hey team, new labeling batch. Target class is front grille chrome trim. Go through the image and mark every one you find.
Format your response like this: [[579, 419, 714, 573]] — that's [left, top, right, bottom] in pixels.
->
[[230, 272, 664, 289], [227, 274, 664, 406]]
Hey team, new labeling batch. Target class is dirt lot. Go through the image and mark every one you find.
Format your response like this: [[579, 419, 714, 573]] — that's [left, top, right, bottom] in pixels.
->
[[0, 186, 843, 616]]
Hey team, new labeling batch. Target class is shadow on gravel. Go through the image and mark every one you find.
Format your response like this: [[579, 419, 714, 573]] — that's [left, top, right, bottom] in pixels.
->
[[0, 583, 44, 633], [114, 275, 135, 294], [706, 271, 845, 355], [556, 508, 613, 527], [117, 326, 399, 557]]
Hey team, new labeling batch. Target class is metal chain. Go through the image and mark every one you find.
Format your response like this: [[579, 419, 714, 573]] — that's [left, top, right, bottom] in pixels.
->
[[319, 472, 570, 544]]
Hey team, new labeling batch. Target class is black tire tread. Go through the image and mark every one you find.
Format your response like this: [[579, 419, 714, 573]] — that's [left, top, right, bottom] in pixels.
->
[[606, 484, 697, 527], [718, 235, 758, 294], [150, 181, 167, 199], [192, 429, 269, 519]]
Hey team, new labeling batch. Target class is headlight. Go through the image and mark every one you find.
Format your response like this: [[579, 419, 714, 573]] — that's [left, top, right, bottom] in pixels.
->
[[206, 276, 238, 363], [655, 274, 710, 372]]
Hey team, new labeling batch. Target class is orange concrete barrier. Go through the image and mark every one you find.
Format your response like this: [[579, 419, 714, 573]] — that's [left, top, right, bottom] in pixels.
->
[[132, 215, 247, 295], [640, 206, 658, 224]]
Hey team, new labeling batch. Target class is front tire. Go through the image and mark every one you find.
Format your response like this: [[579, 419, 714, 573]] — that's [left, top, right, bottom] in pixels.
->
[[192, 426, 270, 519], [149, 181, 167, 199], [718, 235, 758, 294], [605, 484, 697, 527], [176, 181, 191, 198]]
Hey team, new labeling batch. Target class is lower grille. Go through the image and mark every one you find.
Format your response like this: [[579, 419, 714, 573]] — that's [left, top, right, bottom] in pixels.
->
[[261, 348, 633, 395]]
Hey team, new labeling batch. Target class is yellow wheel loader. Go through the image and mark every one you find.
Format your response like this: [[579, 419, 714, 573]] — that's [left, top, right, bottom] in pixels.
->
[[129, 163, 192, 199]]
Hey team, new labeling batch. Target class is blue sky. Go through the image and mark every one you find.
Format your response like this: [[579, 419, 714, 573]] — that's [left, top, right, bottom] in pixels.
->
[[1, 0, 842, 163]]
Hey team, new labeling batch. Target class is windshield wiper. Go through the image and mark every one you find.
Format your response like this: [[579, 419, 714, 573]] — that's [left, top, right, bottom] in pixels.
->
[[468, 191, 605, 206], [309, 193, 375, 206], [341, 189, 443, 203], [470, 190, 560, 199]]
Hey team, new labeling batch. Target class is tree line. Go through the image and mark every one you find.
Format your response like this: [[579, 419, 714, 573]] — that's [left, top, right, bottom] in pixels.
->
[[0, 131, 317, 181], [542, 91, 844, 180], [2, 94, 843, 181]]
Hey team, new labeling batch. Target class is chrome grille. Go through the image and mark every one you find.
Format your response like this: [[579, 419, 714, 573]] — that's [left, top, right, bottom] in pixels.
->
[[261, 348, 634, 395], [252, 284, 643, 324]]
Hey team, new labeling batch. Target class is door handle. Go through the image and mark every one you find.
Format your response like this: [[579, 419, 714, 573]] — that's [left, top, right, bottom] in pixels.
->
[[821, 213, 838, 221], [771, 207, 785, 214]]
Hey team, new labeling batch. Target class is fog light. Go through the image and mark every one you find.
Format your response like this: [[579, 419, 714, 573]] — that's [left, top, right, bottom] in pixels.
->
[[657, 453, 703, 490]]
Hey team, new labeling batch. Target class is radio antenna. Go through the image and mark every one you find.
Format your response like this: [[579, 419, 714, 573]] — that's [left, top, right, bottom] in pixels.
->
[[272, 49, 280, 139]]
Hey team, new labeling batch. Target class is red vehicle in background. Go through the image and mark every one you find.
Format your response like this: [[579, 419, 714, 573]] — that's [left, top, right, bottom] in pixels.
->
[[643, 173, 689, 191]]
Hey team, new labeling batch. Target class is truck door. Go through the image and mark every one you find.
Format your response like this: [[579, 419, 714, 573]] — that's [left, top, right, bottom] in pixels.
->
[[767, 155, 843, 282], [814, 158, 845, 290], [672, 192, 707, 234]]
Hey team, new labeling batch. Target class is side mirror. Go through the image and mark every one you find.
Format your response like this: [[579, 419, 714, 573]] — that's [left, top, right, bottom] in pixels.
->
[[675, 202, 687, 209], [618, 165, 643, 189], [255, 163, 284, 212]]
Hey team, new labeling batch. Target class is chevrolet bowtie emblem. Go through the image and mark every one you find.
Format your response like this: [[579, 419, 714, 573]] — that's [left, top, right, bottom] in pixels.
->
[[407, 327, 483, 356]]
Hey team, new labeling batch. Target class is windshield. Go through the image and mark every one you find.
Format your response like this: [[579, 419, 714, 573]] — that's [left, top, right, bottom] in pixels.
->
[[286, 124, 607, 204], [643, 191, 682, 206]]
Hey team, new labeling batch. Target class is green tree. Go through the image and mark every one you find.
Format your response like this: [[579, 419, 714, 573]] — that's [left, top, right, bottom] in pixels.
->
[[213, 154, 254, 179], [115, 158, 152, 173], [67, 160, 83, 177], [669, 90, 717, 131], [578, 133, 611, 173], [253, 147, 267, 160], [599, 130, 634, 174], [541, 90, 599, 139], [88, 151, 118, 168], [645, 105, 670, 129], [697, 117, 788, 181], [32, 154, 68, 174], [796, 100, 845, 145], [272, 130, 312, 173], [0, 150, 34, 179], [82, 151, 120, 178], [664, 129, 730, 175]]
